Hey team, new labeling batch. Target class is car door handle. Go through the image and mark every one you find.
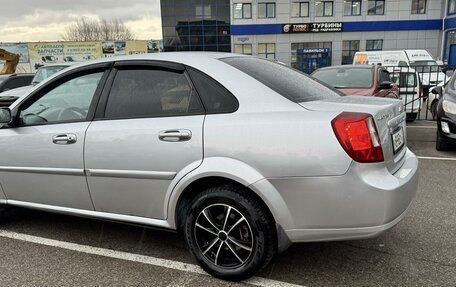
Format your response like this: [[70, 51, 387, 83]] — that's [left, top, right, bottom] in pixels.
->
[[158, 130, 192, 142], [52, 134, 77, 145]]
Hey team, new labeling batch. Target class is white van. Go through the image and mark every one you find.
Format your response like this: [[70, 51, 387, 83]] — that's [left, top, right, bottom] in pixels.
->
[[353, 50, 446, 87], [389, 67, 423, 121]]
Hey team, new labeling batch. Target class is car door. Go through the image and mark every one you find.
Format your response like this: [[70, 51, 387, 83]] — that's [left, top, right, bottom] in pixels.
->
[[0, 64, 110, 210], [84, 61, 205, 219]]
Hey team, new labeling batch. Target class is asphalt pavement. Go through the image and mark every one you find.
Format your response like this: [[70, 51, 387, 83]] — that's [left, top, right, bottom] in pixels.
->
[[0, 120, 454, 286]]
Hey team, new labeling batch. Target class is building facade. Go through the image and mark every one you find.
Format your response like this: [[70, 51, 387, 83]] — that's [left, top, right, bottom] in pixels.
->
[[231, 0, 447, 73], [161, 0, 232, 52]]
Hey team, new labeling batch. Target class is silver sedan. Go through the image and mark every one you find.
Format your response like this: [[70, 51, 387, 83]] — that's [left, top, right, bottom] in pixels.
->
[[0, 53, 418, 281]]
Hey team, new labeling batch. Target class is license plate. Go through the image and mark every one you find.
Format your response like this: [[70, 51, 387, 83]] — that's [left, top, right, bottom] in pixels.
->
[[392, 127, 405, 154]]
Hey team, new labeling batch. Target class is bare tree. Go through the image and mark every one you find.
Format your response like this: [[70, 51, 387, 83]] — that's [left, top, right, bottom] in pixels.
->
[[62, 17, 135, 41]]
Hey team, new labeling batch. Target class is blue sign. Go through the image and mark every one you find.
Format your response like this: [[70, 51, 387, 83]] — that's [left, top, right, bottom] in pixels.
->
[[298, 48, 330, 54]]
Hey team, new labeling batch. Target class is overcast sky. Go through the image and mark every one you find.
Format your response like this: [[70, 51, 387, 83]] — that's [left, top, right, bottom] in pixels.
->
[[0, 0, 162, 42]]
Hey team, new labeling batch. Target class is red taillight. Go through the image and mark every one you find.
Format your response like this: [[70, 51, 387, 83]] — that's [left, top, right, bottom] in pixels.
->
[[331, 112, 384, 163]]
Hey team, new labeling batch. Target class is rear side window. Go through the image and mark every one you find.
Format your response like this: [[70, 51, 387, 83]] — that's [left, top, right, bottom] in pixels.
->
[[221, 57, 341, 103], [187, 68, 238, 113], [104, 68, 204, 119]]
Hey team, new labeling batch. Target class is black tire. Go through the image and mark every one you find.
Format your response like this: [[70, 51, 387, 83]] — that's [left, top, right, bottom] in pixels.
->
[[184, 185, 276, 281], [436, 131, 455, 151]]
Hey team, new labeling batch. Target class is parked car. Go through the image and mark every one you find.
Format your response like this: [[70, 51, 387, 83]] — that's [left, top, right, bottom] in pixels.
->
[[435, 73, 456, 150], [0, 63, 73, 107], [0, 73, 34, 93], [429, 78, 450, 120], [0, 53, 418, 281], [311, 64, 399, 98], [389, 67, 423, 121]]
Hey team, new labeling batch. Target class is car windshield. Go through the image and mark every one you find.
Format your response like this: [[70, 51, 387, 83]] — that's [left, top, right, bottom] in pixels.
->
[[391, 72, 417, 88], [312, 67, 373, 89], [409, 61, 440, 73], [220, 57, 341, 103], [32, 66, 68, 84]]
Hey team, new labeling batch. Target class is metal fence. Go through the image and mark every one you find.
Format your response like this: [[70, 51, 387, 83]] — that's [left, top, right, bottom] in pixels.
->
[[384, 65, 451, 121]]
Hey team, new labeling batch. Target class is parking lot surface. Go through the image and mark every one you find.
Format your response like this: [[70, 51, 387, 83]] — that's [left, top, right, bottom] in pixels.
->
[[0, 121, 455, 287]]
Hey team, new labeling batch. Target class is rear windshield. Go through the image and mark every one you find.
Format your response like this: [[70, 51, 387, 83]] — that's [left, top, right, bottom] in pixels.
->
[[220, 57, 341, 103], [312, 67, 373, 89]]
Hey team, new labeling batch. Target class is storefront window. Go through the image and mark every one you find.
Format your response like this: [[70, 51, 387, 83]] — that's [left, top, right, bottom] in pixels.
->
[[234, 44, 252, 55], [291, 42, 332, 71], [342, 40, 360, 64], [258, 43, 276, 59]]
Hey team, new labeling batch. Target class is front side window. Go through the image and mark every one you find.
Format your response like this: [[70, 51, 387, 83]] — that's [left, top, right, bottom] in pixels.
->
[[368, 0, 385, 15], [342, 40, 360, 64], [20, 72, 104, 125], [234, 44, 252, 55], [366, 39, 383, 51], [258, 43, 276, 60], [344, 0, 362, 16], [291, 2, 309, 17], [233, 3, 252, 19], [104, 68, 203, 119], [411, 0, 426, 14], [315, 1, 334, 17], [258, 2, 276, 18]]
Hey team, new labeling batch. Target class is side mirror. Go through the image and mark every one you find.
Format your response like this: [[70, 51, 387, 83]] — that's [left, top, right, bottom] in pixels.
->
[[431, 86, 443, 95], [379, 81, 393, 90], [0, 108, 12, 125]]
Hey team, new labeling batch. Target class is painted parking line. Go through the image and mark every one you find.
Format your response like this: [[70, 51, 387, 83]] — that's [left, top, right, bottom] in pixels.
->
[[417, 156, 456, 161], [0, 230, 304, 287]]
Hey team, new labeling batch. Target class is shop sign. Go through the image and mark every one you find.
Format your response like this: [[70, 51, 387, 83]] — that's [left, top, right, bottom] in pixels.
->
[[282, 22, 343, 34], [298, 48, 330, 54]]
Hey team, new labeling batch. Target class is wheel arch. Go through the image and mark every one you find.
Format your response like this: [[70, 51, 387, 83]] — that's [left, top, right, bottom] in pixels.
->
[[165, 157, 294, 248]]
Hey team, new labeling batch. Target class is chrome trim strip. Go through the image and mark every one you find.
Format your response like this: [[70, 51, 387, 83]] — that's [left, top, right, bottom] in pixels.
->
[[85, 169, 176, 180], [0, 199, 7, 205], [0, 166, 84, 176], [7, 200, 172, 229]]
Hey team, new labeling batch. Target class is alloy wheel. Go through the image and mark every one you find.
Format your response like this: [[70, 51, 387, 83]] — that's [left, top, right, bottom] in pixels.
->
[[193, 204, 254, 268]]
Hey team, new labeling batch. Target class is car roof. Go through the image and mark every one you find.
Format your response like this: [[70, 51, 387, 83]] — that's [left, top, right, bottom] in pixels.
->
[[65, 52, 245, 70]]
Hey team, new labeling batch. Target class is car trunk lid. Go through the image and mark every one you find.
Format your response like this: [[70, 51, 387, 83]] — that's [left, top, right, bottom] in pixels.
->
[[300, 96, 407, 174]]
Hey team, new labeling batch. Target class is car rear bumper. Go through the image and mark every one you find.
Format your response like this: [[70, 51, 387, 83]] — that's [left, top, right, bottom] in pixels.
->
[[260, 148, 419, 243]]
